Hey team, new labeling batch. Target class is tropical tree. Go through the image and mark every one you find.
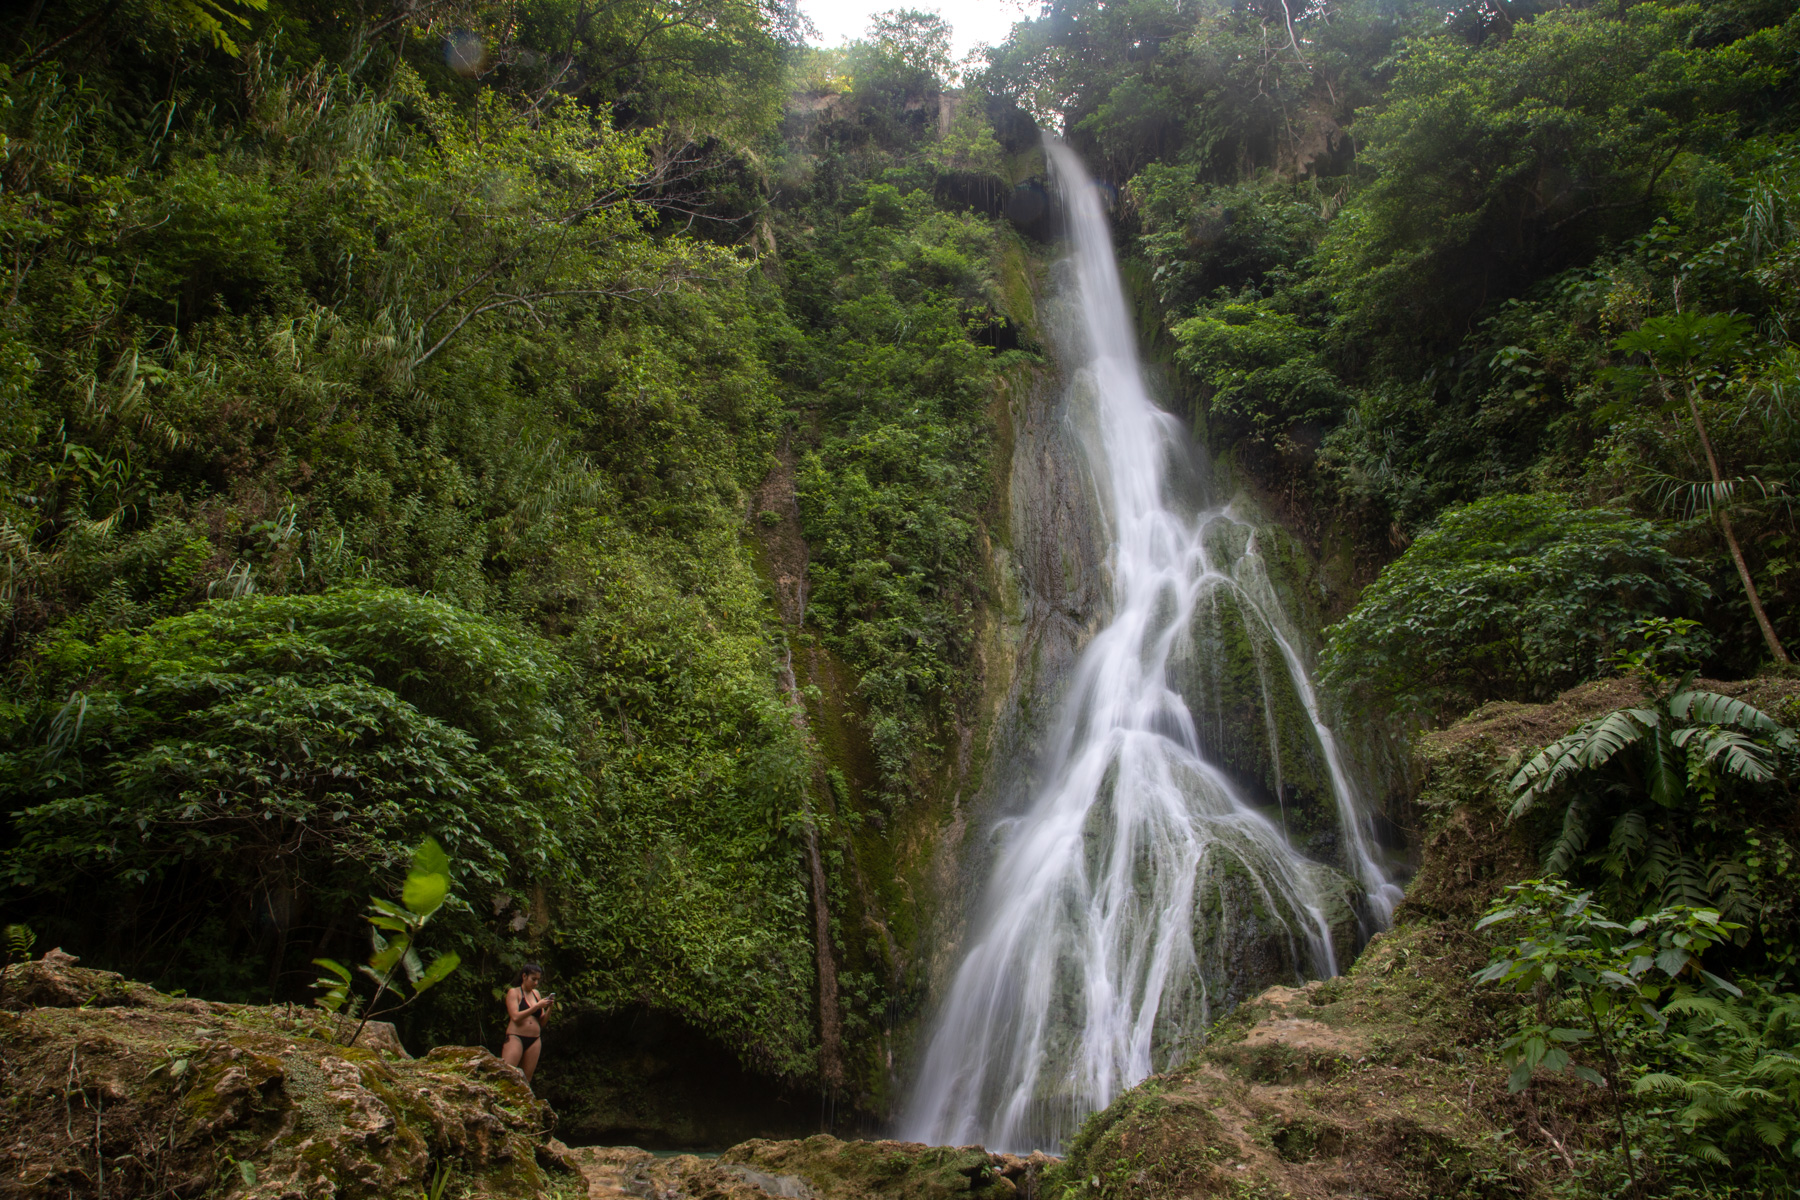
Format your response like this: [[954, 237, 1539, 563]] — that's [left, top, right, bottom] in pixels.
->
[[1613, 311, 1791, 664]]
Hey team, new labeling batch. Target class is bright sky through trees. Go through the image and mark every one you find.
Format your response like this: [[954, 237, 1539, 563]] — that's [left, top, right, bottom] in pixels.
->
[[801, 0, 1027, 59]]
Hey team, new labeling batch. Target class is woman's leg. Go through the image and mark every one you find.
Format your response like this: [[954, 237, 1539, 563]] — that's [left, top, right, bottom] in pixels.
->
[[501, 1035, 523, 1069], [521, 1037, 542, 1085]]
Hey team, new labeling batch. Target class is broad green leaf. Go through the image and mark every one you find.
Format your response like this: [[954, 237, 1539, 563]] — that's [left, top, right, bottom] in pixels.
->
[[412, 836, 451, 879], [403, 869, 450, 918], [1508, 1061, 1533, 1093], [312, 958, 351, 983], [414, 950, 461, 993]]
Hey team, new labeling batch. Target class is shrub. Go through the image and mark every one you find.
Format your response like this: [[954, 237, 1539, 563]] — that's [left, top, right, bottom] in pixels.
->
[[1320, 493, 1707, 716]]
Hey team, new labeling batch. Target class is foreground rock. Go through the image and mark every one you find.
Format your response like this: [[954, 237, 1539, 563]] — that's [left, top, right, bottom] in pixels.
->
[[0, 958, 574, 1199], [569, 1137, 1054, 1200]]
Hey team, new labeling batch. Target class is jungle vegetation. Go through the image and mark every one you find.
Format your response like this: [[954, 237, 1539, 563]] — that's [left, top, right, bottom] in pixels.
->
[[972, 0, 1800, 1191], [0, 0, 1031, 1105], [4, 0, 1800, 1180]]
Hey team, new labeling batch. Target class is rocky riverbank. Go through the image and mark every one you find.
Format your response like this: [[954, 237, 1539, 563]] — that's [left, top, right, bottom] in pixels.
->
[[0, 958, 1051, 1200]]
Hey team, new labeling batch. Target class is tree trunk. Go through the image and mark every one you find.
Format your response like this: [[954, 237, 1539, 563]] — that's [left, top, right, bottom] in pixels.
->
[[778, 644, 844, 1089], [1665, 370, 1790, 664]]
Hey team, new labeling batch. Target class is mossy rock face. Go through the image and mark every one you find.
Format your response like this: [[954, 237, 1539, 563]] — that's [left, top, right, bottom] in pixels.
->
[[1168, 573, 1343, 869], [722, 1136, 1029, 1200], [570, 1140, 1057, 1200], [0, 960, 568, 1200], [1175, 851, 1362, 1054]]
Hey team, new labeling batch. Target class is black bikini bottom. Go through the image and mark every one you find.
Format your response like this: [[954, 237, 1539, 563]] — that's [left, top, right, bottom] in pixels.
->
[[508, 1033, 540, 1050]]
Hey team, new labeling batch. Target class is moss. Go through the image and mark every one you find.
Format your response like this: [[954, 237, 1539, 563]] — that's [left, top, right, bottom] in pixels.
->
[[1172, 580, 1339, 862], [725, 1136, 1011, 1200], [1060, 1085, 1233, 1200], [1262, 1114, 1345, 1162], [0, 961, 563, 1200]]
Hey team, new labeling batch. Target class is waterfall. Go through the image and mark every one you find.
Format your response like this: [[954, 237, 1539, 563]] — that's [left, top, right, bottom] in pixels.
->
[[900, 141, 1403, 1153]]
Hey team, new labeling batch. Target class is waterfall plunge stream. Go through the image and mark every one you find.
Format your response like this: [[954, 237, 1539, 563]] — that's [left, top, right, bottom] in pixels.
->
[[900, 142, 1404, 1153]]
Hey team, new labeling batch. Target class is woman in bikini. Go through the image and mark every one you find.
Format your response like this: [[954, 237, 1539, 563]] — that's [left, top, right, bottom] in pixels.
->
[[501, 964, 553, 1086]]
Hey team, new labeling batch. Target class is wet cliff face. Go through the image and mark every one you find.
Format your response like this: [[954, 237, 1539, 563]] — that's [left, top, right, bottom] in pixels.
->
[[902, 234, 1398, 1133], [901, 355, 1113, 1083]]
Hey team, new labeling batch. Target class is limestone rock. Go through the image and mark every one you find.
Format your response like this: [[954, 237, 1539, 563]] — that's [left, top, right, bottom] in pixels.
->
[[0, 959, 567, 1200]]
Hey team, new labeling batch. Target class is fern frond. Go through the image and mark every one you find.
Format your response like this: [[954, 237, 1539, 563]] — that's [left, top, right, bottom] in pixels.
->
[[1635, 1071, 1687, 1094], [1670, 726, 1777, 783], [1602, 809, 1649, 879], [1636, 834, 1679, 892], [1545, 796, 1595, 875], [1662, 854, 1712, 910], [1707, 860, 1755, 926], [1508, 709, 1655, 813]]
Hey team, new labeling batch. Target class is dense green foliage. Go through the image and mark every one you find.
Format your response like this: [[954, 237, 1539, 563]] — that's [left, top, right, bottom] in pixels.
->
[[3, 587, 587, 900], [1319, 494, 1707, 713], [1638, 982, 1800, 1184], [966, 0, 1800, 695], [0, 0, 1030, 1100], [1475, 879, 1800, 1192], [787, 186, 1023, 794]]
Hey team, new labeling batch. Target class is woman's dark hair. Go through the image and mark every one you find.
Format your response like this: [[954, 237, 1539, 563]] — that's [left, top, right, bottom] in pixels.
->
[[515, 963, 544, 985]]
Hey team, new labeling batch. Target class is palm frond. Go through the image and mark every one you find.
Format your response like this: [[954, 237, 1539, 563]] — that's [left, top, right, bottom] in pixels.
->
[[1672, 691, 1796, 750], [1672, 725, 1777, 783], [1644, 725, 1685, 807], [1544, 795, 1595, 875]]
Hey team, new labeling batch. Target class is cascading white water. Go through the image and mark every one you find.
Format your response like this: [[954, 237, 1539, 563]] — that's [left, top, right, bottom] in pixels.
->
[[901, 141, 1403, 1153]]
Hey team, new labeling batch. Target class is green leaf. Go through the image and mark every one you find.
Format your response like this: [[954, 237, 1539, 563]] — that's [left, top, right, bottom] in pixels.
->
[[239, 1161, 257, 1187], [1508, 1060, 1533, 1093], [412, 836, 451, 880], [312, 958, 351, 983], [413, 950, 461, 994], [1656, 947, 1691, 978], [403, 870, 450, 919], [1570, 1065, 1605, 1087], [369, 934, 410, 975]]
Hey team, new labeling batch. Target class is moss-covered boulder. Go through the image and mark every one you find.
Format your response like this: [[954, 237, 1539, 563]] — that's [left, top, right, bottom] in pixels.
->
[[569, 1137, 1056, 1200], [0, 959, 574, 1200], [1169, 513, 1344, 866]]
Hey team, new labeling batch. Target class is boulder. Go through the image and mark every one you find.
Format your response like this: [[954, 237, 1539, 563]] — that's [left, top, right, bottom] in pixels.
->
[[0, 959, 564, 1200]]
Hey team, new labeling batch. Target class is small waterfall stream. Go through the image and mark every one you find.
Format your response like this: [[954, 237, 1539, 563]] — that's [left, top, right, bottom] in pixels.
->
[[901, 141, 1403, 1153]]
